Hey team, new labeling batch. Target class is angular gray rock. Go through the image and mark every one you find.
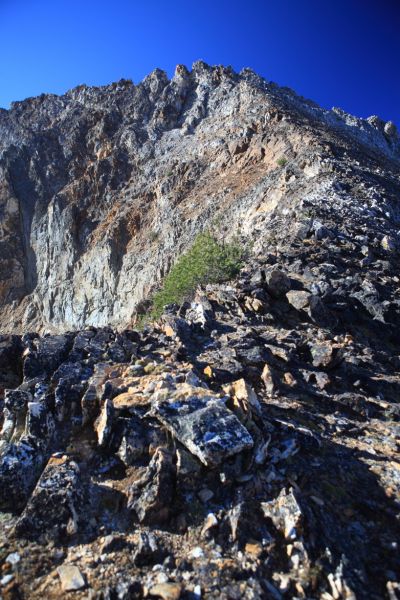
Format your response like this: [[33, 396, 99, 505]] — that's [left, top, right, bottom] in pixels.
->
[[264, 268, 291, 299], [151, 385, 254, 466], [57, 565, 86, 591], [13, 455, 84, 542], [261, 487, 303, 541], [286, 290, 311, 311], [127, 447, 175, 524]]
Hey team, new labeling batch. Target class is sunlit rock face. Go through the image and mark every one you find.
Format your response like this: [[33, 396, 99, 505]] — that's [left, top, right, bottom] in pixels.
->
[[0, 62, 399, 333]]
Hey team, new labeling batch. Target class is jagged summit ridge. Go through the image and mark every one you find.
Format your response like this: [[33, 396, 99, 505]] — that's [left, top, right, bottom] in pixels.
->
[[0, 60, 399, 158], [1, 61, 398, 159]]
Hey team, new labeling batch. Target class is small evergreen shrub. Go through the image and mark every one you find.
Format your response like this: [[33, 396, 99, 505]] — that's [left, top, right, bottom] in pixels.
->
[[148, 231, 246, 321], [277, 157, 288, 167]]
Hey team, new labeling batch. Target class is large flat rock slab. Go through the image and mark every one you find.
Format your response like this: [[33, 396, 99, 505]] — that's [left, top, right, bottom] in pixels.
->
[[151, 384, 253, 466]]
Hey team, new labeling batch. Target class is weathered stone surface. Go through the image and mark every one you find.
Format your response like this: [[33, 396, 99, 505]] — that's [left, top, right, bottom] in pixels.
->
[[310, 342, 335, 369], [185, 292, 214, 328], [261, 488, 303, 541], [261, 364, 276, 396], [307, 295, 336, 327], [264, 268, 291, 299], [0, 438, 45, 510], [381, 235, 396, 252], [95, 398, 114, 448], [117, 416, 166, 465], [127, 448, 175, 524], [176, 446, 202, 476], [57, 565, 85, 591], [13, 455, 84, 542], [113, 390, 152, 410], [149, 582, 182, 600], [0, 335, 23, 392], [286, 290, 311, 310], [162, 316, 192, 341], [352, 283, 388, 322], [23, 335, 72, 380], [117, 422, 147, 465], [81, 362, 117, 424], [25, 404, 54, 453], [152, 385, 254, 465], [2, 389, 31, 439], [132, 532, 160, 566], [223, 378, 261, 414]]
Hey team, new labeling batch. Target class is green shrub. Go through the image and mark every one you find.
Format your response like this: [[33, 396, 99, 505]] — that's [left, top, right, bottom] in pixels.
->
[[149, 231, 246, 321], [277, 157, 288, 167]]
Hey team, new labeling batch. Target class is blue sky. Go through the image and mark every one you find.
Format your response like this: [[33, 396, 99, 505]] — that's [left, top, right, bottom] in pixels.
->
[[0, 0, 399, 124]]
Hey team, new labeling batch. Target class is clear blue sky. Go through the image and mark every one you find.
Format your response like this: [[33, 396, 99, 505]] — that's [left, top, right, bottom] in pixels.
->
[[0, 0, 399, 125]]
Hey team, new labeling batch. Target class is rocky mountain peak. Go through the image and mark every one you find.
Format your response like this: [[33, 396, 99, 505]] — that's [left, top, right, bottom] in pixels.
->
[[0, 62, 399, 334], [0, 64, 400, 598]]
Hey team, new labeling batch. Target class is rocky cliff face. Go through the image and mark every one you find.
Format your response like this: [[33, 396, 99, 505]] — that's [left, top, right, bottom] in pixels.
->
[[1, 64, 400, 600], [0, 61, 399, 332]]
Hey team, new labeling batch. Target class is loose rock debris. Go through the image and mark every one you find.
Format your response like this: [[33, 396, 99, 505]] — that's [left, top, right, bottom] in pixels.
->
[[1, 241, 400, 599]]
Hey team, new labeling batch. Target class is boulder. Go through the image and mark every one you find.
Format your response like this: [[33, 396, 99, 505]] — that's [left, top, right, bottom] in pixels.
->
[[264, 268, 291, 298], [13, 455, 84, 542], [128, 448, 175, 524], [23, 334, 72, 380], [151, 384, 253, 466], [261, 487, 303, 540], [286, 290, 311, 311], [0, 438, 46, 511], [57, 565, 86, 592], [95, 398, 115, 448]]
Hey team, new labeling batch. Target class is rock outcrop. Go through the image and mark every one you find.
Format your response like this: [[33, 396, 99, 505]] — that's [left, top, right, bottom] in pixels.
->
[[0, 62, 399, 333], [0, 63, 400, 599]]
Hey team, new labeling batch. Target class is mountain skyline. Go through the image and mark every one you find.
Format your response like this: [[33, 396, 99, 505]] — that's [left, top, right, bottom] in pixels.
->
[[1, 0, 399, 124]]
